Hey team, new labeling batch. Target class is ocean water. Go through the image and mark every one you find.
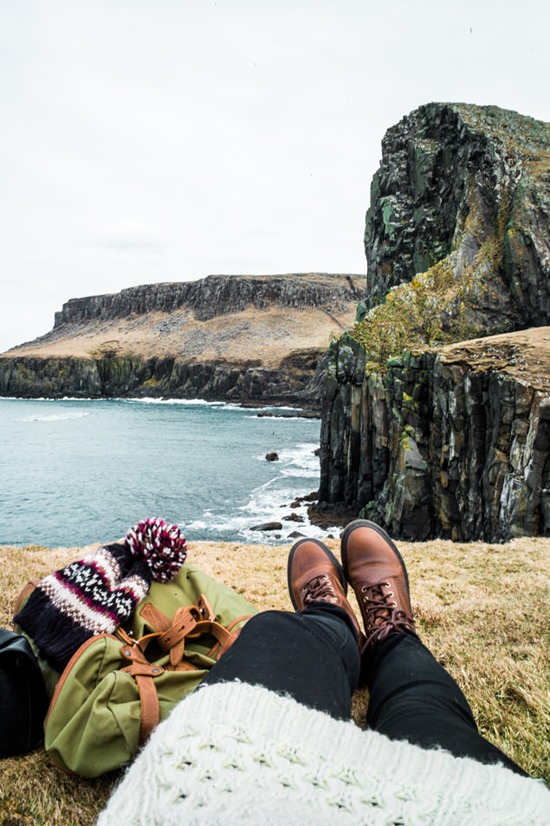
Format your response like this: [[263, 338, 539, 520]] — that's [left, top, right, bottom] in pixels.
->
[[0, 397, 330, 548]]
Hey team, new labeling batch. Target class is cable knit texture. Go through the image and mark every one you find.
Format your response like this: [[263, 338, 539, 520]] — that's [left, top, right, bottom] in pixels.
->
[[98, 682, 549, 826]]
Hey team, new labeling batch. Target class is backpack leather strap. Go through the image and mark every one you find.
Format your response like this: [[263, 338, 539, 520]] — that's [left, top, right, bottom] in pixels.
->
[[139, 603, 172, 632], [140, 594, 226, 666], [120, 642, 163, 743], [13, 580, 39, 616], [120, 594, 251, 742], [158, 606, 201, 667]]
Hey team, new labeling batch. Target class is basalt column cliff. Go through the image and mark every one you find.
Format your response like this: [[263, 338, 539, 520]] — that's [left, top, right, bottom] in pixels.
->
[[318, 104, 550, 541]]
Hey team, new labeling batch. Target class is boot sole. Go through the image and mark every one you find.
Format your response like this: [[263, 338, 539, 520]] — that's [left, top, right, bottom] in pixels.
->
[[340, 519, 411, 598], [287, 538, 348, 610]]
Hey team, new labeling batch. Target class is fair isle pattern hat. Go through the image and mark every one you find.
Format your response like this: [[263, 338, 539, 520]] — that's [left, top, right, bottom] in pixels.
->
[[14, 518, 188, 672]]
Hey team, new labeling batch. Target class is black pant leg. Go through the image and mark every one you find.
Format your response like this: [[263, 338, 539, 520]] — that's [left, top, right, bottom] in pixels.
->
[[365, 633, 527, 775], [201, 607, 361, 720]]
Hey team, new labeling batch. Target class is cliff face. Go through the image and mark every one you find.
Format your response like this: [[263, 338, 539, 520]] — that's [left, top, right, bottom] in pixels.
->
[[0, 353, 313, 404], [319, 329, 550, 541], [319, 103, 550, 540], [0, 273, 363, 406], [364, 104, 550, 333]]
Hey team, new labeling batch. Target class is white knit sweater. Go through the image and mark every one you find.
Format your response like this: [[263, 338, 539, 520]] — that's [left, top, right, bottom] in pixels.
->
[[98, 681, 549, 826]]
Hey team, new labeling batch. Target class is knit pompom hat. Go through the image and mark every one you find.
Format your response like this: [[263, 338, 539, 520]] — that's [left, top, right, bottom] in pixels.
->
[[14, 518, 188, 672]]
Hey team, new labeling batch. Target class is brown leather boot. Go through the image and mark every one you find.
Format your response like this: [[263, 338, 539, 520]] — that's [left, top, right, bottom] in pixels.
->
[[340, 520, 417, 650], [287, 538, 362, 642]]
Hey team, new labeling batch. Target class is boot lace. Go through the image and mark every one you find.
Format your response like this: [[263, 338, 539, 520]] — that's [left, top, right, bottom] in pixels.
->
[[361, 580, 416, 648], [301, 574, 337, 606]]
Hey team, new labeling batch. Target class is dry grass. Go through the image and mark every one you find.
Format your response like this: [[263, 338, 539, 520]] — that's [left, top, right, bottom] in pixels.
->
[[2, 304, 355, 367], [1, 536, 549, 824]]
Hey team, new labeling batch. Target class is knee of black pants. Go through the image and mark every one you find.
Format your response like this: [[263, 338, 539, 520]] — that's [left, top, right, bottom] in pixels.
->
[[365, 633, 476, 729], [202, 609, 360, 719]]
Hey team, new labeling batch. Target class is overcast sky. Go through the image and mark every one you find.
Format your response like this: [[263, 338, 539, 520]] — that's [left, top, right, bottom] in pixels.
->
[[1, 0, 548, 352]]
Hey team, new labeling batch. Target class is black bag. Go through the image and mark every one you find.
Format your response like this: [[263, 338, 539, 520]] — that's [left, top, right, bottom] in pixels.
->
[[0, 628, 49, 758]]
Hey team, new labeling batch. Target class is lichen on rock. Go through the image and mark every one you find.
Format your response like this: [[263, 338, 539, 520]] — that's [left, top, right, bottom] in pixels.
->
[[353, 103, 550, 370]]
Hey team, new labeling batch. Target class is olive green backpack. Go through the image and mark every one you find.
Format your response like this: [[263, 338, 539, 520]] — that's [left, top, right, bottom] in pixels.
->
[[40, 562, 256, 777]]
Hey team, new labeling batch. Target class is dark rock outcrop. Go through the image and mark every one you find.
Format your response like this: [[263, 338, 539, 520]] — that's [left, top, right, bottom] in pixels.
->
[[0, 351, 325, 405], [364, 103, 550, 333], [250, 521, 283, 533], [319, 329, 550, 541], [319, 103, 550, 540]]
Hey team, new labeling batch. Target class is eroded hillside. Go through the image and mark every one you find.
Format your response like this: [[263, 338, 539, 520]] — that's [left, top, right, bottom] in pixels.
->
[[0, 273, 363, 405]]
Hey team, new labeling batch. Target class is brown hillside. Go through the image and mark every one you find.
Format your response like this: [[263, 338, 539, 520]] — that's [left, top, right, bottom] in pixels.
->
[[3, 273, 364, 371], [4, 304, 356, 369]]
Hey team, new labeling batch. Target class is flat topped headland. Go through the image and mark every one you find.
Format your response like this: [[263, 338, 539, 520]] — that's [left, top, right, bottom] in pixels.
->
[[3, 273, 363, 364], [0, 273, 364, 406]]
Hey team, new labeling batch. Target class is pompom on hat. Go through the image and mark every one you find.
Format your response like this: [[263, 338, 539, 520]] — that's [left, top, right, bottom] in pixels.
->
[[126, 517, 188, 583], [14, 518, 188, 672]]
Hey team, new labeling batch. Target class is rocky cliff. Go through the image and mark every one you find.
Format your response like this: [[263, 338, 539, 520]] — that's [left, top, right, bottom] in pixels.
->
[[0, 273, 363, 406], [318, 103, 550, 540], [52, 273, 362, 326], [318, 328, 550, 541], [364, 103, 550, 334]]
